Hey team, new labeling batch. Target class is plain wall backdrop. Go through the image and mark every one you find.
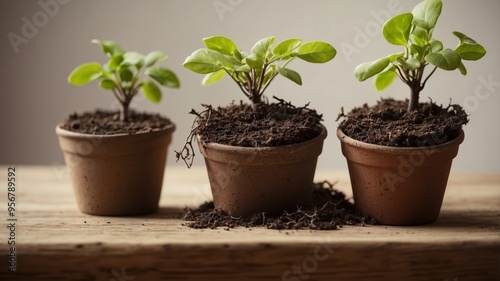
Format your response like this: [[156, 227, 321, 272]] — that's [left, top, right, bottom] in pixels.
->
[[1, 0, 499, 172]]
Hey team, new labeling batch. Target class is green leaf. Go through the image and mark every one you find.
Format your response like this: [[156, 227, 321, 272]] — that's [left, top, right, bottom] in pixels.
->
[[251, 36, 276, 58], [383, 13, 413, 46], [68, 62, 102, 85], [406, 58, 421, 70], [183, 49, 233, 74], [108, 54, 124, 71], [277, 67, 302, 85], [425, 48, 461, 70], [122, 51, 144, 68], [412, 26, 429, 46], [201, 69, 226, 86], [457, 62, 467, 76], [91, 39, 124, 57], [410, 44, 425, 60], [294, 41, 336, 63], [412, 0, 442, 30], [236, 64, 251, 73], [99, 79, 115, 90], [141, 80, 162, 103], [146, 67, 180, 88], [144, 51, 167, 67], [430, 40, 443, 53], [453, 32, 486, 61], [245, 53, 264, 69], [354, 57, 390, 81], [389, 52, 404, 62], [273, 38, 301, 58], [119, 68, 133, 82], [232, 49, 243, 61], [203, 36, 238, 56], [263, 66, 277, 85], [375, 67, 396, 91]]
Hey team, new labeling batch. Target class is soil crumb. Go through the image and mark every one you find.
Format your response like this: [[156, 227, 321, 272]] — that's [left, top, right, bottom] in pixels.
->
[[338, 99, 468, 147], [182, 181, 375, 230], [59, 110, 172, 135]]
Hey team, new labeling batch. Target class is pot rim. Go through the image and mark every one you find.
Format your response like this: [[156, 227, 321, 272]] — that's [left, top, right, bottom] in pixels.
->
[[55, 122, 175, 139], [197, 123, 327, 153], [337, 127, 464, 152]]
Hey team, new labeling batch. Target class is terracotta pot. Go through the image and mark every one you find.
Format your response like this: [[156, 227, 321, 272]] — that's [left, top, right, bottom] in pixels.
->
[[56, 124, 175, 216], [337, 128, 465, 225], [197, 125, 327, 217]]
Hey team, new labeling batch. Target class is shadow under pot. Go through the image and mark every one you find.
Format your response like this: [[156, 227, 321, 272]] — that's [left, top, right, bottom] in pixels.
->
[[55, 124, 175, 216], [197, 124, 327, 217], [337, 128, 465, 225]]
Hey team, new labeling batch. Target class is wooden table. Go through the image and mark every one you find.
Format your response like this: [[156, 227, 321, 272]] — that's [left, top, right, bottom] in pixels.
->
[[0, 166, 499, 280]]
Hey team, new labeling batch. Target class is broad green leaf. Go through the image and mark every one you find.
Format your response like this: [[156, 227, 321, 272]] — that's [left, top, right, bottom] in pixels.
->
[[122, 51, 144, 68], [294, 41, 336, 63], [458, 62, 467, 76], [425, 48, 461, 70], [146, 67, 180, 88], [375, 67, 396, 91], [410, 44, 425, 60], [430, 40, 443, 53], [263, 66, 277, 85], [389, 52, 405, 62], [273, 38, 301, 58], [92, 39, 124, 57], [354, 57, 390, 81], [99, 79, 115, 90], [203, 36, 238, 56], [183, 49, 233, 74], [144, 51, 167, 67], [406, 58, 421, 70], [245, 53, 264, 69], [412, 0, 442, 30], [201, 69, 226, 86], [233, 49, 243, 61], [251, 36, 276, 58], [68, 62, 102, 85], [383, 13, 413, 46], [108, 54, 124, 71], [453, 32, 486, 61], [412, 26, 429, 46], [277, 67, 302, 85], [236, 64, 251, 73], [142, 80, 162, 103], [119, 68, 133, 82]]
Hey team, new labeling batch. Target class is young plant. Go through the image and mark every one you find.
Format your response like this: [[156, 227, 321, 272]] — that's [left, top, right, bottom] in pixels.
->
[[68, 39, 180, 121], [183, 36, 336, 106], [354, 0, 486, 112]]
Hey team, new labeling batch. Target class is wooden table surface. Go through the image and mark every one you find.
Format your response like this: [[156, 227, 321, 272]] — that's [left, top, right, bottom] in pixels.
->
[[0, 165, 499, 281]]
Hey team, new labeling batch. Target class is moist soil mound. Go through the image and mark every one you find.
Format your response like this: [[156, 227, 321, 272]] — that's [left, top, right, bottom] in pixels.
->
[[196, 99, 323, 147], [59, 110, 172, 135], [182, 182, 375, 230], [338, 99, 468, 147]]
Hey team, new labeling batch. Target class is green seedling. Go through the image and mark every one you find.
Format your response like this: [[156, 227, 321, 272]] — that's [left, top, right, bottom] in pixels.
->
[[354, 0, 486, 112], [183, 36, 336, 106], [68, 39, 180, 121]]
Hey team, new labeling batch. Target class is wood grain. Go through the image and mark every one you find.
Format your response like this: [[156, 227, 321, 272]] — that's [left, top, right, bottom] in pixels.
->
[[0, 166, 499, 280]]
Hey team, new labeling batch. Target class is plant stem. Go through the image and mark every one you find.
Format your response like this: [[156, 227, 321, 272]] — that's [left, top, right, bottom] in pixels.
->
[[120, 101, 130, 122], [408, 86, 420, 112]]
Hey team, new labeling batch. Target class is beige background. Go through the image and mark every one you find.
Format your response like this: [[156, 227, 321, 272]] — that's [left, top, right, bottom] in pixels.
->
[[1, 0, 499, 172]]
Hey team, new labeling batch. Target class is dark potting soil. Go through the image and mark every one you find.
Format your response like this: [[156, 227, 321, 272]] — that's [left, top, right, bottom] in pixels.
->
[[338, 99, 468, 147], [59, 110, 172, 135], [195, 99, 323, 147], [182, 181, 375, 230]]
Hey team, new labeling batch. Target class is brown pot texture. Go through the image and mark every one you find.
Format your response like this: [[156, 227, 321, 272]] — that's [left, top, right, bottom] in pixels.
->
[[337, 128, 465, 225], [197, 125, 327, 217], [56, 124, 175, 216]]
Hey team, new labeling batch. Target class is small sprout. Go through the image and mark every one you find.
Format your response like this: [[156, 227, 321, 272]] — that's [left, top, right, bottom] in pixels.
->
[[183, 36, 336, 106], [354, 0, 486, 112], [68, 39, 180, 121]]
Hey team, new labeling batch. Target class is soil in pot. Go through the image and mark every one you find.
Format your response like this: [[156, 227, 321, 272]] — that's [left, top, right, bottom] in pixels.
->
[[57, 109, 175, 216], [182, 181, 375, 230], [338, 98, 468, 146]]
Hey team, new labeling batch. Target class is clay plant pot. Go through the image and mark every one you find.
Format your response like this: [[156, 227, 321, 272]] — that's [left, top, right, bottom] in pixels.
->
[[337, 128, 465, 225], [197, 125, 327, 217], [56, 124, 175, 216]]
